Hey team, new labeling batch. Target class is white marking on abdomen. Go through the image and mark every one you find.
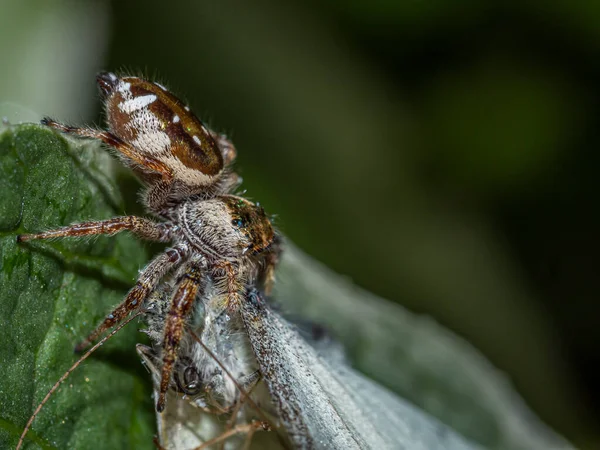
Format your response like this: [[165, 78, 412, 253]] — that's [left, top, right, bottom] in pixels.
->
[[163, 155, 214, 185], [173, 114, 180, 123], [192, 135, 201, 145], [132, 130, 171, 155], [117, 81, 131, 93], [119, 94, 157, 114]]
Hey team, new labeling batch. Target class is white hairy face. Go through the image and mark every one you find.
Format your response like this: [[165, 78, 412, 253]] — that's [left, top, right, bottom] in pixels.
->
[[178, 196, 274, 261]]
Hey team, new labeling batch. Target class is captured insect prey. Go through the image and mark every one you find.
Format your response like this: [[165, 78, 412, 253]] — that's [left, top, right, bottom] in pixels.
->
[[138, 284, 280, 449], [142, 286, 480, 450], [14, 72, 480, 450]]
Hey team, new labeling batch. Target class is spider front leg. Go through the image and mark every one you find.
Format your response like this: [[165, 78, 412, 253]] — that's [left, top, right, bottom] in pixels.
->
[[158, 260, 206, 412], [17, 216, 173, 243], [212, 262, 245, 311], [41, 117, 173, 179], [76, 243, 190, 352]]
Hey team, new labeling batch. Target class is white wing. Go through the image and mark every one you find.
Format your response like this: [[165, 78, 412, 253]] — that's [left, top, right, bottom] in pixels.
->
[[241, 291, 481, 450]]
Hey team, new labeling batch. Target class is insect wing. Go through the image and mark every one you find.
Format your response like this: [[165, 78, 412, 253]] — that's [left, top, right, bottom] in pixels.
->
[[137, 344, 238, 450], [241, 294, 480, 450], [157, 390, 222, 449]]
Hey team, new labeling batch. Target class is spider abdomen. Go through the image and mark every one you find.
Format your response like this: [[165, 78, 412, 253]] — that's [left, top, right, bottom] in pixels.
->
[[98, 72, 224, 187]]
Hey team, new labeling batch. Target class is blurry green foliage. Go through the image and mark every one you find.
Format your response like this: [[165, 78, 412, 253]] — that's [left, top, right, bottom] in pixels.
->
[[421, 58, 580, 194]]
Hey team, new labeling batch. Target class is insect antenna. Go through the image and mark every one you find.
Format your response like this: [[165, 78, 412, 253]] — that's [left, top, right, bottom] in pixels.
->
[[186, 326, 272, 427], [17, 311, 143, 450]]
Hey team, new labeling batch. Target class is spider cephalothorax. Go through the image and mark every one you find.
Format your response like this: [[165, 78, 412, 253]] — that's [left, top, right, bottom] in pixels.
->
[[18, 71, 281, 413], [180, 196, 274, 260]]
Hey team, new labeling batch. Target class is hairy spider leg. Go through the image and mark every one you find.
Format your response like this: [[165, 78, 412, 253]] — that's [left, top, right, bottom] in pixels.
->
[[259, 233, 283, 296], [194, 130, 241, 194], [157, 262, 206, 412], [212, 262, 245, 311], [17, 216, 173, 243], [209, 131, 237, 166], [42, 117, 174, 179], [76, 244, 190, 352]]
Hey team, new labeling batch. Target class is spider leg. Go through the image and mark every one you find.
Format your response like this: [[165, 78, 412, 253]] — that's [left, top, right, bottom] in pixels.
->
[[157, 261, 205, 412], [17, 216, 173, 242], [210, 131, 237, 166], [75, 244, 190, 352], [224, 263, 241, 307], [212, 262, 244, 311], [42, 117, 173, 178], [260, 232, 283, 296], [208, 131, 242, 194]]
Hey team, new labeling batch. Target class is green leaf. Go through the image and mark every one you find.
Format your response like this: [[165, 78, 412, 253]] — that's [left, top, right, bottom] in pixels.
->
[[0, 123, 573, 450], [0, 124, 154, 450]]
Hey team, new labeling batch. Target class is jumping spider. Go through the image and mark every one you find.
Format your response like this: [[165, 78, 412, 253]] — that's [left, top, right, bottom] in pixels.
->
[[17, 72, 281, 413]]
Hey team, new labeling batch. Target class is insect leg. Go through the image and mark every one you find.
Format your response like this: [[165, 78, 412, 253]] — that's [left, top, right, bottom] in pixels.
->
[[187, 329, 272, 424], [17, 216, 173, 242], [241, 422, 264, 450], [192, 421, 269, 450], [217, 371, 263, 450], [239, 370, 262, 394], [41, 117, 173, 178], [76, 243, 190, 352], [222, 399, 246, 445], [157, 262, 205, 412]]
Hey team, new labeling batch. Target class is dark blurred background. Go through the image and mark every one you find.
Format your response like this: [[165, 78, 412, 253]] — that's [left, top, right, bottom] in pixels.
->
[[1, 0, 599, 447]]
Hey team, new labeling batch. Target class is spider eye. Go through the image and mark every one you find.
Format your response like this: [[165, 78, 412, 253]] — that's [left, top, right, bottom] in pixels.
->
[[231, 218, 244, 228]]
